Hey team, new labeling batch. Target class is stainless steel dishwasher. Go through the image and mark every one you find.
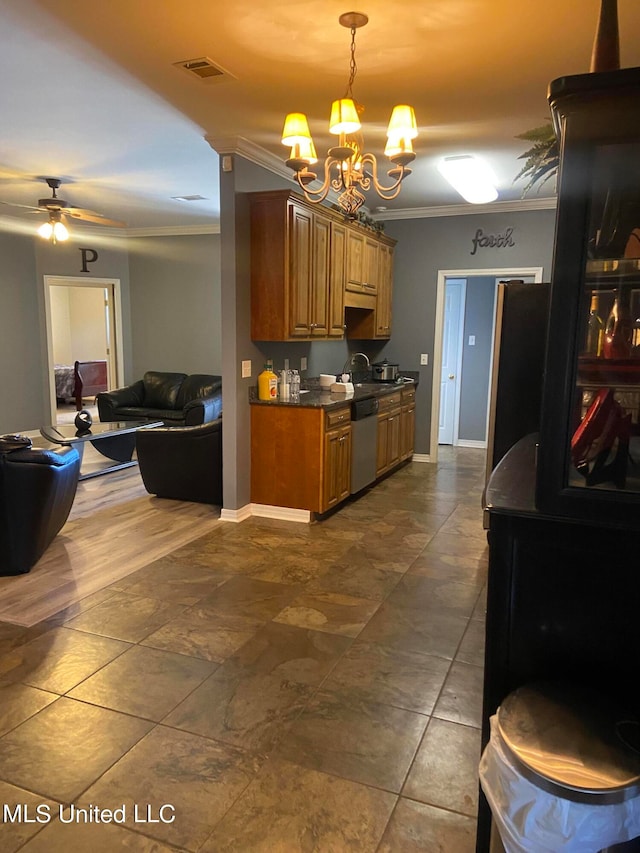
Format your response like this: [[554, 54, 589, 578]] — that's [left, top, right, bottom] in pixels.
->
[[350, 396, 379, 493]]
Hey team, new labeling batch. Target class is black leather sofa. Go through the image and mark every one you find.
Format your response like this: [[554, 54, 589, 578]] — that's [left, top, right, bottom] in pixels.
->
[[0, 444, 81, 576], [136, 419, 222, 505], [97, 371, 222, 426]]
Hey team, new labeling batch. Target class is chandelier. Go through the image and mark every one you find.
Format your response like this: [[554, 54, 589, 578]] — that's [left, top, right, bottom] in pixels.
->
[[281, 11, 417, 218]]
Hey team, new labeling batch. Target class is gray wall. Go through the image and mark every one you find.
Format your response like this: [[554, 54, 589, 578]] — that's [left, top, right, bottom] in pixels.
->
[[458, 276, 496, 442], [383, 208, 557, 455], [0, 233, 41, 433], [128, 234, 222, 378], [0, 232, 131, 433]]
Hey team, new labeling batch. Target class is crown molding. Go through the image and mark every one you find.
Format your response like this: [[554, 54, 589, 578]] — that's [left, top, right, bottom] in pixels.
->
[[206, 134, 292, 181], [371, 196, 558, 221], [125, 224, 220, 237], [205, 135, 344, 207]]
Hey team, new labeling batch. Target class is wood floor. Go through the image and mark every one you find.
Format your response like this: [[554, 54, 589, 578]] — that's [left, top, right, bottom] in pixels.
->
[[0, 443, 221, 628]]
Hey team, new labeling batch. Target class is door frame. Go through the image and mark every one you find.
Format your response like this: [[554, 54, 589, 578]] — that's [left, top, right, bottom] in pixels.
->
[[430, 266, 544, 464], [43, 275, 125, 422]]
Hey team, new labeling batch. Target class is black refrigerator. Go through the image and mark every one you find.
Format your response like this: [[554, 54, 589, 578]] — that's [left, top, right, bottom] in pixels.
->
[[485, 281, 550, 482]]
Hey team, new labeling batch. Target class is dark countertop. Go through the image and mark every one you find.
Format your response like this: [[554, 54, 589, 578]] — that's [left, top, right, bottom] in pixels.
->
[[249, 377, 418, 410]]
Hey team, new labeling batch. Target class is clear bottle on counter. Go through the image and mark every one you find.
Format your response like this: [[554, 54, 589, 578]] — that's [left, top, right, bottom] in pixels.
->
[[290, 369, 300, 402], [279, 369, 290, 401]]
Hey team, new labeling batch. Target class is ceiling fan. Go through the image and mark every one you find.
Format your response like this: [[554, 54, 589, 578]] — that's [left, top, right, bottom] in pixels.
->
[[0, 177, 126, 242]]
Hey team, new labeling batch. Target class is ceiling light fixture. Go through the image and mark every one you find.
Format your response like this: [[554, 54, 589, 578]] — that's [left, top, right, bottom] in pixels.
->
[[281, 11, 417, 218], [437, 155, 498, 204], [37, 211, 69, 244]]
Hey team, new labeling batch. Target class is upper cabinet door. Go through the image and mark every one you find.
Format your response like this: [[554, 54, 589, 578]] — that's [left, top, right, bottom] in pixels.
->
[[329, 221, 347, 337], [310, 211, 331, 336], [346, 229, 365, 292], [288, 202, 313, 337]]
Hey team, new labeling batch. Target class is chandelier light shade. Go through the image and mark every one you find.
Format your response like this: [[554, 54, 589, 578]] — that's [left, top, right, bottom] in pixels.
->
[[437, 155, 498, 204], [281, 11, 418, 217]]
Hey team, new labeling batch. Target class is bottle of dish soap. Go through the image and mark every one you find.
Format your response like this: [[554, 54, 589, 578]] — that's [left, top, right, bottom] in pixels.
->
[[258, 364, 278, 401]]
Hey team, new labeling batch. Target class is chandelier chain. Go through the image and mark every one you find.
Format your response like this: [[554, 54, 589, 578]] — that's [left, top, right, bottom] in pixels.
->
[[344, 25, 358, 99]]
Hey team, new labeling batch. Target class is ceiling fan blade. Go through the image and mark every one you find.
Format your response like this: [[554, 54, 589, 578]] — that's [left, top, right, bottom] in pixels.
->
[[0, 200, 44, 213], [63, 208, 127, 227]]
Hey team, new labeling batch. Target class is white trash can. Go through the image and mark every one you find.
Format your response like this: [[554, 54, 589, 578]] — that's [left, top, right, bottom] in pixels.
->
[[479, 682, 640, 853]]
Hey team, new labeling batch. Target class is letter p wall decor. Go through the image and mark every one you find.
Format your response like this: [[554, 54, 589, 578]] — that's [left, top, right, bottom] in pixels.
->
[[79, 247, 99, 272]]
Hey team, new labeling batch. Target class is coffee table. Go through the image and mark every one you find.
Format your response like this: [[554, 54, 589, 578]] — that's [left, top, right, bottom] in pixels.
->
[[40, 420, 163, 480]]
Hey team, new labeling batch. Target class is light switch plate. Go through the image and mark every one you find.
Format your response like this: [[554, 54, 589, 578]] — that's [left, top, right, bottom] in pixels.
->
[[469, 335, 476, 346], [300, 357, 308, 371], [241, 360, 251, 378], [420, 353, 429, 365]]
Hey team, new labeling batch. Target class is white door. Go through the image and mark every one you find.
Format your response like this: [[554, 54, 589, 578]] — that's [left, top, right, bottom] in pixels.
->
[[439, 280, 464, 444]]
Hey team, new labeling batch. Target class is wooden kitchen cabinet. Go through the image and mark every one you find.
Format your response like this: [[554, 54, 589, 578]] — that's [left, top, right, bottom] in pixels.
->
[[375, 242, 394, 338], [345, 229, 378, 295], [328, 221, 347, 337], [250, 191, 334, 341], [324, 421, 352, 510], [345, 229, 365, 293], [376, 391, 402, 476], [400, 386, 416, 461], [250, 190, 395, 341], [251, 403, 351, 514]]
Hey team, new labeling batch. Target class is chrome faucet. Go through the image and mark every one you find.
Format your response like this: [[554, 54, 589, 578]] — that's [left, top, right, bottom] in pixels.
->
[[342, 352, 370, 380]]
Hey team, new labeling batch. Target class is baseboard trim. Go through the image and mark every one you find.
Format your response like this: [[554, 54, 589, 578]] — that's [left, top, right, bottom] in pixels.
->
[[411, 453, 432, 463], [456, 439, 487, 449], [250, 504, 311, 523], [220, 505, 253, 523]]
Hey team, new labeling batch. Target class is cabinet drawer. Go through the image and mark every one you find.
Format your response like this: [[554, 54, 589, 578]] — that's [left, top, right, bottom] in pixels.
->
[[401, 387, 416, 403], [325, 407, 351, 429], [377, 392, 402, 412]]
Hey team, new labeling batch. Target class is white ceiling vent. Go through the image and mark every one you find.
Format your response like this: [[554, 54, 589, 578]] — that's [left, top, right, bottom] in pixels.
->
[[173, 57, 233, 82]]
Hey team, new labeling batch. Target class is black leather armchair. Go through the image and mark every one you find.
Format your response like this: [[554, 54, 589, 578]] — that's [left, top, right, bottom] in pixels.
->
[[97, 371, 222, 426], [0, 444, 81, 576], [135, 419, 222, 505]]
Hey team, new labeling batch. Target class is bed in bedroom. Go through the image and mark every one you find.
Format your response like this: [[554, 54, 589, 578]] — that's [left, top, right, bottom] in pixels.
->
[[54, 360, 108, 410]]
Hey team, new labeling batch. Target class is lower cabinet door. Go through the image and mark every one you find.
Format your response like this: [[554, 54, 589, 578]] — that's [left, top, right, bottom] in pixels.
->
[[323, 425, 351, 511]]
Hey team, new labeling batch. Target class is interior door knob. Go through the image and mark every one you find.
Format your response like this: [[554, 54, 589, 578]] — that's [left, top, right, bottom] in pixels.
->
[[448, 374, 455, 379]]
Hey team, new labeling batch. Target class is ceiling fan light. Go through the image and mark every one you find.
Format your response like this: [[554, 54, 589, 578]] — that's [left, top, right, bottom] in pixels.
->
[[438, 155, 498, 204], [38, 221, 53, 240], [282, 113, 312, 146], [53, 221, 69, 241], [386, 105, 417, 140], [329, 99, 361, 135]]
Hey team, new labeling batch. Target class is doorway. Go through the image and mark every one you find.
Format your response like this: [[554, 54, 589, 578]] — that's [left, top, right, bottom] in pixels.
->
[[43, 276, 124, 424], [431, 266, 544, 463]]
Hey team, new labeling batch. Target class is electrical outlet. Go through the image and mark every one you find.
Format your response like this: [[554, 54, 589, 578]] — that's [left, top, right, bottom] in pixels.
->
[[300, 357, 308, 371], [469, 335, 476, 346], [420, 353, 429, 365], [241, 360, 251, 378]]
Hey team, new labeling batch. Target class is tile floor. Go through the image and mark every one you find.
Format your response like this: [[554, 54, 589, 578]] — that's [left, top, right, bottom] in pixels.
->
[[0, 448, 488, 852]]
